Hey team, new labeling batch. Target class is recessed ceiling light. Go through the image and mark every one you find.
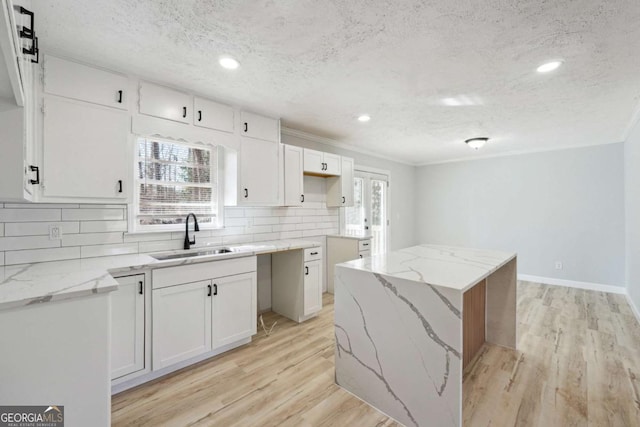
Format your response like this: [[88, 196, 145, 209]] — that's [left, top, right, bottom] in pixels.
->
[[219, 56, 240, 70], [536, 61, 562, 73], [357, 115, 371, 122], [465, 137, 489, 150]]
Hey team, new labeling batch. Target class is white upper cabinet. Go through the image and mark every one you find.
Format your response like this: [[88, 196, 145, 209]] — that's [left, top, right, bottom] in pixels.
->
[[283, 144, 304, 206], [326, 156, 355, 207], [240, 111, 279, 142], [44, 55, 129, 110], [139, 81, 191, 124], [303, 148, 342, 176], [193, 96, 234, 133], [238, 136, 282, 205], [42, 96, 129, 200], [323, 152, 341, 175]]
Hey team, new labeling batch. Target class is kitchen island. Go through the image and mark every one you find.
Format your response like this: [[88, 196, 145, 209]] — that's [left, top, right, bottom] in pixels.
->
[[334, 244, 517, 427]]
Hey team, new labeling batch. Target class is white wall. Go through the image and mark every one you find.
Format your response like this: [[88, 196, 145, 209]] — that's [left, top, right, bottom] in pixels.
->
[[282, 131, 417, 250], [625, 119, 640, 310], [416, 143, 626, 287]]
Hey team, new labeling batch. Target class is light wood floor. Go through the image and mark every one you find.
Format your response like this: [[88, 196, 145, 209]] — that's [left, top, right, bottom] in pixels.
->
[[113, 283, 640, 426]]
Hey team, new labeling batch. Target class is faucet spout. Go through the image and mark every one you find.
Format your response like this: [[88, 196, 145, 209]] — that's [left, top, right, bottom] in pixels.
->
[[184, 213, 200, 250]]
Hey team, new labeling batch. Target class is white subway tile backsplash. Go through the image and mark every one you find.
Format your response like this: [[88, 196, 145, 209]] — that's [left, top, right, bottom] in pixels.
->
[[61, 232, 124, 247], [81, 243, 139, 258], [0, 209, 61, 222], [138, 239, 184, 253], [222, 234, 254, 245], [248, 225, 272, 234], [124, 232, 175, 243], [0, 236, 60, 251], [3, 203, 79, 209], [252, 217, 280, 226], [5, 247, 80, 265], [224, 208, 245, 218], [279, 217, 302, 224], [280, 231, 303, 239], [80, 220, 128, 233], [62, 209, 124, 221], [5, 222, 79, 237], [0, 181, 343, 264], [79, 204, 127, 209]]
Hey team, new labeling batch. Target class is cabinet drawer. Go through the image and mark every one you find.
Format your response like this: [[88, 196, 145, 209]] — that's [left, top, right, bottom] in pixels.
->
[[152, 256, 257, 289], [304, 247, 322, 262], [358, 250, 371, 259], [44, 56, 129, 110], [358, 240, 372, 251], [139, 81, 192, 123]]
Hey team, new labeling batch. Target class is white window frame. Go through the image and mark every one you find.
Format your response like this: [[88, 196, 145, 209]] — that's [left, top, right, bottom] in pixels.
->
[[130, 136, 224, 233]]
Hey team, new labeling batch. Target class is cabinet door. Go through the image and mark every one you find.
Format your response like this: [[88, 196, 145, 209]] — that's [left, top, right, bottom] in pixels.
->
[[44, 56, 128, 110], [139, 81, 191, 124], [111, 275, 145, 380], [303, 260, 322, 316], [303, 148, 324, 174], [240, 111, 279, 142], [323, 153, 342, 176], [341, 157, 355, 206], [152, 280, 212, 369], [239, 137, 281, 205], [194, 97, 234, 133], [212, 272, 257, 349], [283, 144, 304, 206], [43, 97, 129, 200]]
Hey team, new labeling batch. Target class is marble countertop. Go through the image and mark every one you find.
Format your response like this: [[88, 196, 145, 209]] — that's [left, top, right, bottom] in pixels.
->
[[0, 239, 320, 311], [338, 244, 516, 292], [327, 234, 372, 241]]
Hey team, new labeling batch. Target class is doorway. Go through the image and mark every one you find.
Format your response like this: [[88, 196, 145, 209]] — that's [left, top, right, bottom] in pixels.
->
[[342, 169, 389, 255]]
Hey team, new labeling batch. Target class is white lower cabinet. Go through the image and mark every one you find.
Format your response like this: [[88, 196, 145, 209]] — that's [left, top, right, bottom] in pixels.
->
[[212, 272, 257, 348], [111, 274, 145, 380], [327, 236, 372, 293], [303, 260, 322, 316], [152, 280, 212, 370], [151, 257, 257, 372], [272, 247, 324, 323]]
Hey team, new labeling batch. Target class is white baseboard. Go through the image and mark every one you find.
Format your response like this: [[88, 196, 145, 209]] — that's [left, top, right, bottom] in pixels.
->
[[517, 274, 626, 295], [625, 293, 640, 324]]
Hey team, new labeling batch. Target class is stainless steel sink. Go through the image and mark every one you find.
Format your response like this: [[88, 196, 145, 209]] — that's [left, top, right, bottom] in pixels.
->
[[151, 247, 233, 261]]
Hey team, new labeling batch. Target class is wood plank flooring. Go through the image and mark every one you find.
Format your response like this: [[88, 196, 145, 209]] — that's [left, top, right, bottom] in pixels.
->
[[113, 283, 640, 426]]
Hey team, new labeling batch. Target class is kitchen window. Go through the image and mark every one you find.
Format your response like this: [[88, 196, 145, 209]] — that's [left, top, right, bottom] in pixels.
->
[[133, 137, 222, 231]]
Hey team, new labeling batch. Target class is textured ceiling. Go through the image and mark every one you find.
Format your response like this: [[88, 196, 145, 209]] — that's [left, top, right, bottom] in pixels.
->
[[33, 0, 640, 164]]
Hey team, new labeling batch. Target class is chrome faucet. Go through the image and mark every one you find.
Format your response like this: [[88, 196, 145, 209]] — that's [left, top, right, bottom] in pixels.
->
[[184, 213, 200, 250]]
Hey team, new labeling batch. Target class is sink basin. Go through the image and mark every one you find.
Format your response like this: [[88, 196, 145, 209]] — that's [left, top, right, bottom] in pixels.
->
[[151, 247, 233, 261]]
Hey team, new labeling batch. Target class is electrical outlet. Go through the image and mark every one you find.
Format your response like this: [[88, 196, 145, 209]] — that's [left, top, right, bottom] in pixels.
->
[[49, 224, 62, 241], [555, 261, 563, 270]]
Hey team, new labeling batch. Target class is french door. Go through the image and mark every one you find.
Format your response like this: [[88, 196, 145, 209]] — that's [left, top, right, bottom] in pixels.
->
[[343, 170, 389, 255]]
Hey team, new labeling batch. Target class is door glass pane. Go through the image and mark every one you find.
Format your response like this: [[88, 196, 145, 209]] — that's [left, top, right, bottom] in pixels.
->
[[345, 177, 365, 236], [370, 179, 387, 255]]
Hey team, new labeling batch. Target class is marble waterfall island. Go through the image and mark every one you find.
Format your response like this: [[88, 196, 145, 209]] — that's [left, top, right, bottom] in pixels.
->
[[334, 244, 517, 427]]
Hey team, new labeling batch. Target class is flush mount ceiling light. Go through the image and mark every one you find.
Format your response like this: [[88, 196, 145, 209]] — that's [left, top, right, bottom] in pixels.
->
[[219, 56, 240, 70], [465, 137, 489, 150], [357, 115, 371, 122], [536, 60, 562, 73]]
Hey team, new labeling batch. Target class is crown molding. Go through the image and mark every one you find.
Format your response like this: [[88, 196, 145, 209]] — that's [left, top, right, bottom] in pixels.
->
[[415, 140, 623, 167], [280, 127, 416, 166]]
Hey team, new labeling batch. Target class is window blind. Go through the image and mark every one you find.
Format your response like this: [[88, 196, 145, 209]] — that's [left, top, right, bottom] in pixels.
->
[[136, 138, 218, 227]]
